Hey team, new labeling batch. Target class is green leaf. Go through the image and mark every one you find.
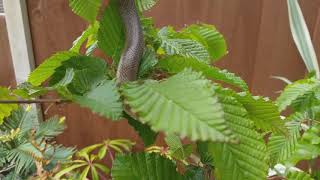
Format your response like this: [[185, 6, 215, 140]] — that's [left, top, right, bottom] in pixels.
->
[[158, 27, 210, 63], [181, 24, 227, 61], [91, 166, 99, 180], [235, 92, 286, 134], [98, 0, 125, 63], [80, 166, 90, 180], [94, 163, 110, 174], [158, 56, 248, 90], [165, 134, 191, 160], [138, 47, 158, 78], [68, 0, 102, 23], [121, 69, 238, 142], [205, 86, 269, 180], [268, 121, 301, 165], [276, 78, 319, 111], [135, 0, 157, 12], [54, 164, 87, 179], [74, 80, 123, 120], [111, 153, 184, 180], [287, 0, 320, 78], [71, 21, 99, 53], [28, 51, 78, 86], [125, 113, 158, 147], [287, 124, 320, 165], [286, 170, 314, 180], [49, 56, 107, 95], [0, 88, 18, 124], [184, 166, 206, 180], [53, 68, 75, 87]]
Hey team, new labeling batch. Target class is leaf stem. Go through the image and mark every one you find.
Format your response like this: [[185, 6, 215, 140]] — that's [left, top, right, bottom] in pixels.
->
[[0, 99, 70, 104]]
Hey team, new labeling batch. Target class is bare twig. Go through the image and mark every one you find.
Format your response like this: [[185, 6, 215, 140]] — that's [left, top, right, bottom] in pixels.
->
[[0, 99, 70, 104]]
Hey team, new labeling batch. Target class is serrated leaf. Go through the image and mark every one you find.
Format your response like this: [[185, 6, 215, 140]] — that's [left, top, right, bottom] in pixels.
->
[[276, 78, 319, 111], [181, 24, 227, 61], [138, 47, 158, 78], [49, 56, 107, 95], [135, 0, 157, 12], [158, 27, 210, 63], [286, 170, 314, 180], [69, 0, 102, 23], [111, 153, 184, 180], [28, 51, 78, 86], [235, 92, 286, 134], [122, 69, 238, 142], [98, 0, 125, 63], [268, 121, 301, 165], [287, 0, 320, 78], [74, 80, 123, 120], [158, 55, 248, 90], [203, 86, 269, 180], [0, 88, 18, 124]]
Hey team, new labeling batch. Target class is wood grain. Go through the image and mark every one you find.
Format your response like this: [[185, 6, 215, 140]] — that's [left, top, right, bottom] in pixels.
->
[[0, 15, 15, 87], [25, 0, 320, 148]]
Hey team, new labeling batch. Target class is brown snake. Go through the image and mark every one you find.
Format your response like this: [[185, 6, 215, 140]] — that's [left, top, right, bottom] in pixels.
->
[[116, 0, 145, 84]]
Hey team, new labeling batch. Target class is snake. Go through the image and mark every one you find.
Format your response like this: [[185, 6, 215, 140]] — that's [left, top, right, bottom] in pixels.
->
[[116, 0, 145, 84]]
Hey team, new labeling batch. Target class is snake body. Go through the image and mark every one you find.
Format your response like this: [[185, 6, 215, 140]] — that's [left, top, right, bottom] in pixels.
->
[[116, 0, 145, 84]]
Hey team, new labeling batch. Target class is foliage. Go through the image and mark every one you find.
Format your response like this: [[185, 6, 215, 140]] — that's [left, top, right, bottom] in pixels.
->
[[55, 139, 134, 179], [0, 106, 74, 179], [1, 0, 319, 179]]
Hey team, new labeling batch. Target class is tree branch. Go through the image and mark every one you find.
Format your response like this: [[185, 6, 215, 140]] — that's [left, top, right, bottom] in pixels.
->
[[0, 99, 70, 104]]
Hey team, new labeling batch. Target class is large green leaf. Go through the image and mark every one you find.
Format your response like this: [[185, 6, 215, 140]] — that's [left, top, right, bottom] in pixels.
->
[[0, 88, 18, 124], [158, 56, 248, 90], [135, 0, 158, 12], [98, 0, 125, 63], [68, 0, 102, 23], [111, 153, 184, 180], [287, 0, 320, 78], [28, 51, 78, 86], [125, 113, 158, 147], [201, 87, 269, 180], [181, 24, 227, 61], [235, 92, 286, 134], [121, 69, 238, 142], [74, 80, 123, 120], [49, 56, 107, 95], [276, 78, 319, 111]]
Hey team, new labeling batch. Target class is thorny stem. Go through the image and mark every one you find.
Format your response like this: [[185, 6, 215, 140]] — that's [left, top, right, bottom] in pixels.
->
[[0, 99, 70, 104]]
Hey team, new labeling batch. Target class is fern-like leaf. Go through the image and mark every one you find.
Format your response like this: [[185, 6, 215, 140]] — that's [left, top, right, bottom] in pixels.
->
[[286, 170, 314, 180], [121, 69, 238, 142], [111, 153, 184, 180], [158, 56, 248, 90]]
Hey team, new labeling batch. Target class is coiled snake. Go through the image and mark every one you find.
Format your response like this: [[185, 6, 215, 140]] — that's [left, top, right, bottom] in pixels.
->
[[116, 0, 145, 84]]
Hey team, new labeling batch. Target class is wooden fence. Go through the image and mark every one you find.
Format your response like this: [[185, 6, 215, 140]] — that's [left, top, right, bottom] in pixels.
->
[[1, 0, 320, 148]]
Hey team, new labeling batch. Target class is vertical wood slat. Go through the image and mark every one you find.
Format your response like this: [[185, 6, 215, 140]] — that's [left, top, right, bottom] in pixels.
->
[[25, 0, 320, 148], [0, 15, 15, 87]]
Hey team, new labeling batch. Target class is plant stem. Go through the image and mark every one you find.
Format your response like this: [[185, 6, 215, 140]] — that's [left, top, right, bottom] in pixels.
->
[[108, 149, 114, 162], [0, 99, 70, 104]]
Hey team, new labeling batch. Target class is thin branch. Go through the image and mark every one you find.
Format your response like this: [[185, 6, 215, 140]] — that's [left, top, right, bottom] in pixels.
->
[[0, 99, 70, 104]]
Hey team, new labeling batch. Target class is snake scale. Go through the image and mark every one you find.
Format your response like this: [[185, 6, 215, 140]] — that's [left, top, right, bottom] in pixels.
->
[[116, 0, 145, 84]]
